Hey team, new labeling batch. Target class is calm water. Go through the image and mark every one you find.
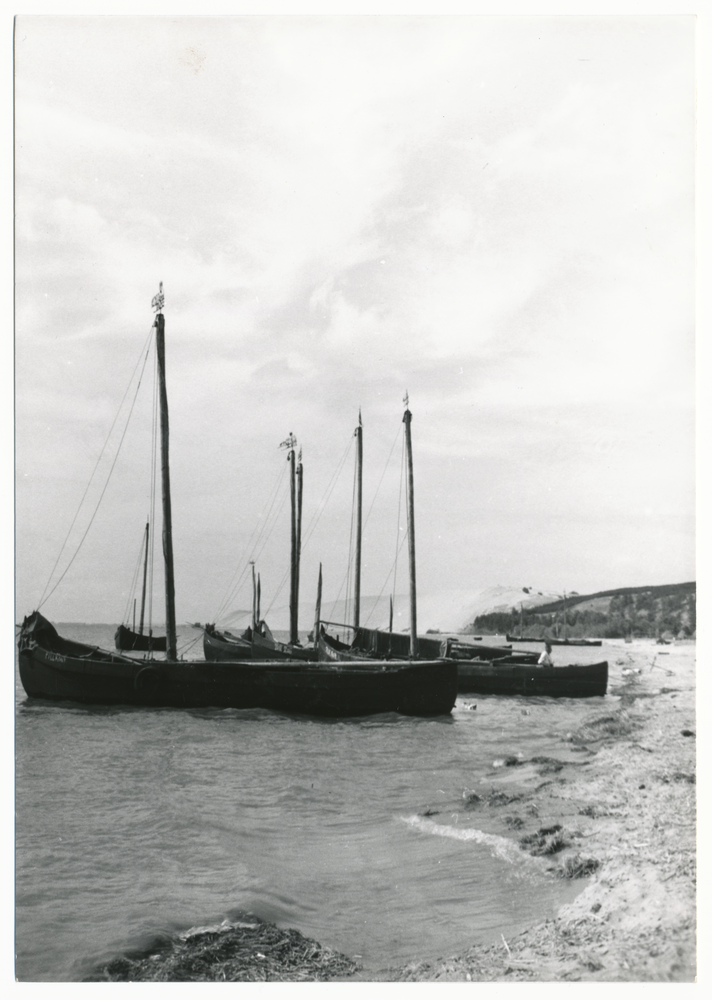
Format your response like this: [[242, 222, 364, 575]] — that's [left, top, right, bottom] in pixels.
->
[[15, 624, 613, 981]]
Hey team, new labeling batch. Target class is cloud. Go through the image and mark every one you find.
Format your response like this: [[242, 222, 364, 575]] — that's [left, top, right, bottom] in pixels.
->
[[14, 15, 695, 621]]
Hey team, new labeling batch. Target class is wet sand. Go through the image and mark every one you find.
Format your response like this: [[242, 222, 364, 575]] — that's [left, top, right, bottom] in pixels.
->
[[374, 642, 696, 982]]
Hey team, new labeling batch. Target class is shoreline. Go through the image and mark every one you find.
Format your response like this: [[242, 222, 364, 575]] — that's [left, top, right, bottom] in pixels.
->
[[373, 642, 696, 982], [80, 641, 696, 984]]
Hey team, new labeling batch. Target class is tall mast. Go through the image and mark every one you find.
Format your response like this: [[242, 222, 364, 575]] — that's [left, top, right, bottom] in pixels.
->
[[353, 411, 363, 629], [256, 573, 261, 625], [138, 520, 150, 635], [295, 447, 303, 644], [153, 282, 177, 661], [403, 393, 418, 659], [280, 432, 299, 646], [251, 562, 257, 630]]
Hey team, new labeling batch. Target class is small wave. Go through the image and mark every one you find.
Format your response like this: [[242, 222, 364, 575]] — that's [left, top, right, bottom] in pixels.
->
[[402, 814, 537, 866]]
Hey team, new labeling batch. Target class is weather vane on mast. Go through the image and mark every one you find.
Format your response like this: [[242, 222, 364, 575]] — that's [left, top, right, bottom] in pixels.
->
[[403, 390, 409, 409], [151, 281, 165, 314], [279, 432, 297, 451]]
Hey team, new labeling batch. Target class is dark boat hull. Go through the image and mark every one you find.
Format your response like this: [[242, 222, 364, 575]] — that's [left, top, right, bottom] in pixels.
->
[[203, 628, 315, 662], [318, 625, 455, 662], [457, 659, 608, 697], [115, 624, 167, 652], [506, 635, 603, 647], [20, 613, 457, 717]]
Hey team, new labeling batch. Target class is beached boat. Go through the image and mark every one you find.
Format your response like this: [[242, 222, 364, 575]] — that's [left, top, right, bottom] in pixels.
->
[[19, 611, 456, 716], [506, 636, 603, 647], [115, 521, 167, 652], [19, 288, 456, 718], [457, 658, 608, 697]]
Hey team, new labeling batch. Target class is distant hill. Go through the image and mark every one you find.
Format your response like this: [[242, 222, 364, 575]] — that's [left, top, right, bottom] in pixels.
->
[[220, 585, 568, 635], [217, 580, 695, 639], [472, 581, 696, 640]]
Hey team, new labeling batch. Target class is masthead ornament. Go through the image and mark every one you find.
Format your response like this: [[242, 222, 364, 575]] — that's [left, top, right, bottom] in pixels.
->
[[151, 282, 165, 314], [403, 391, 409, 409], [279, 433, 297, 451]]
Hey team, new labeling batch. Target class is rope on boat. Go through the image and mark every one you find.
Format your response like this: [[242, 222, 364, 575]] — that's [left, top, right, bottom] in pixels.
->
[[38, 325, 156, 612]]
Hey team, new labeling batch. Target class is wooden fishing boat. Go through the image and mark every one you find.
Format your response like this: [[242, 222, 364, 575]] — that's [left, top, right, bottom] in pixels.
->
[[457, 658, 608, 697], [115, 521, 167, 651], [204, 621, 315, 662], [19, 611, 457, 716], [506, 636, 602, 647], [114, 623, 166, 653], [19, 287, 456, 718], [319, 625, 539, 665]]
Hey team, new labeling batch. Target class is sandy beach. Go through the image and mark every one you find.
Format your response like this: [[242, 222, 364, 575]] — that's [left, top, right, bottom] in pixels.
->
[[373, 641, 696, 982]]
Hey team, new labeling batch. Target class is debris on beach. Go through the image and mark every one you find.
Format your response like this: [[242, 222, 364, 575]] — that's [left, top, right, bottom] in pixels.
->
[[83, 917, 361, 982], [556, 854, 601, 879], [519, 824, 568, 856], [464, 790, 523, 810]]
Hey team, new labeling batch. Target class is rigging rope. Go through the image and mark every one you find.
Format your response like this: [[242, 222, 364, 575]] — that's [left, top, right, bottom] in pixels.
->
[[38, 326, 155, 611]]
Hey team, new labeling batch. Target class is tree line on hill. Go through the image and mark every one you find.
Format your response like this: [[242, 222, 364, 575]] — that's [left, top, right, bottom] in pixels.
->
[[471, 583, 696, 640]]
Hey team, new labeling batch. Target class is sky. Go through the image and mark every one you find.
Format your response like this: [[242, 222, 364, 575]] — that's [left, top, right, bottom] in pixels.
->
[[14, 14, 696, 627]]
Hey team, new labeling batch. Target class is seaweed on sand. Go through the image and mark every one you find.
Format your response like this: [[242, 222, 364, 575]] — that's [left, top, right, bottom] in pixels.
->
[[557, 854, 601, 879], [83, 918, 361, 982], [519, 825, 568, 856]]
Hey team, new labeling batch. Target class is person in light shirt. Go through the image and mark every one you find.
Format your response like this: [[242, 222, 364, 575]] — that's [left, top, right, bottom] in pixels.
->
[[538, 642, 554, 667]]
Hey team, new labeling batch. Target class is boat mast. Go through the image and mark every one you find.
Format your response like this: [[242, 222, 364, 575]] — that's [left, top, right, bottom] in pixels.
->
[[403, 393, 418, 659], [251, 561, 257, 630], [295, 447, 303, 644], [138, 520, 150, 635], [353, 411, 363, 629], [281, 433, 299, 646], [257, 573, 261, 625], [153, 282, 177, 661]]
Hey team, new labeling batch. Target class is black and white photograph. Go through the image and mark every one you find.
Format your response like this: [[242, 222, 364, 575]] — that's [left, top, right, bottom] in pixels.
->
[[14, 11, 697, 983]]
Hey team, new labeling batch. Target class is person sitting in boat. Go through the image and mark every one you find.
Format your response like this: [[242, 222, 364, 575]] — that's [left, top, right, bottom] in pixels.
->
[[538, 642, 553, 667]]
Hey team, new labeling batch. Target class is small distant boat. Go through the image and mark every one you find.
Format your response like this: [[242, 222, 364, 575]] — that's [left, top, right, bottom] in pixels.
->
[[204, 620, 315, 662], [115, 521, 166, 652], [456, 642, 539, 664], [114, 623, 166, 653], [506, 635, 602, 647], [457, 659, 608, 697]]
